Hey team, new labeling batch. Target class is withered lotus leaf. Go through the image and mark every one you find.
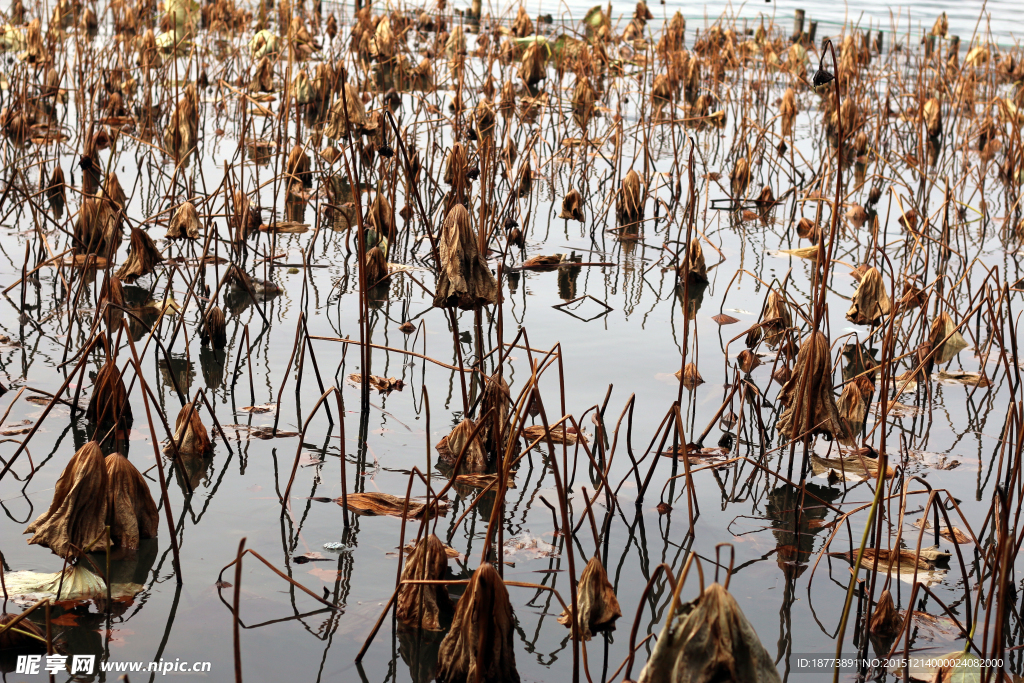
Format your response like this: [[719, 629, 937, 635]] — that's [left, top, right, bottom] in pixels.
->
[[869, 589, 903, 640], [166, 201, 201, 240], [87, 359, 132, 427], [163, 83, 198, 162], [761, 290, 791, 347], [397, 534, 454, 631], [167, 402, 212, 457], [559, 188, 585, 222], [638, 583, 781, 683], [730, 156, 750, 198], [0, 612, 47, 651], [436, 562, 519, 683], [558, 555, 622, 640], [98, 270, 124, 334], [201, 305, 227, 349], [365, 245, 390, 287], [776, 332, 849, 441], [479, 373, 511, 455], [846, 266, 891, 325], [433, 204, 498, 310], [25, 441, 109, 559], [518, 41, 547, 87], [116, 226, 164, 283], [678, 238, 707, 283], [676, 363, 704, 388], [928, 311, 969, 365], [616, 169, 644, 225], [74, 196, 122, 258], [436, 417, 488, 474], [106, 453, 159, 550]]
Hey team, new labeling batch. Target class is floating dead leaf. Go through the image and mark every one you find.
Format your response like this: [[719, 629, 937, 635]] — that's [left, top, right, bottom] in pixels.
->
[[811, 453, 894, 482], [928, 311, 969, 365], [335, 492, 449, 518], [770, 246, 819, 260], [836, 546, 950, 586], [712, 313, 740, 325], [347, 373, 405, 394], [675, 363, 704, 388], [455, 473, 516, 489], [934, 370, 990, 387], [240, 403, 277, 413], [912, 518, 972, 544], [521, 424, 587, 445]]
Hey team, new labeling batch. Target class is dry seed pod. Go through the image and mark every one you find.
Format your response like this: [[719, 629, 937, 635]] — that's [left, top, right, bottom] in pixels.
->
[[202, 306, 227, 349], [365, 245, 390, 287], [231, 190, 261, 242], [433, 204, 498, 310], [558, 555, 622, 640], [616, 169, 644, 225], [475, 97, 496, 138], [780, 88, 797, 138], [166, 201, 201, 240], [324, 82, 375, 138], [796, 217, 820, 242], [845, 205, 868, 228], [846, 266, 891, 325], [436, 562, 519, 683], [479, 373, 511, 456], [116, 226, 164, 283], [638, 583, 781, 683], [106, 453, 159, 550], [677, 363, 704, 388], [25, 441, 109, 559], [92, 268, 121, 327], [762, 290, 791, 347], [678, 238, 707, 283], [287, 144, 312, 187], [512, 5, 533, 37], [396, 534, 453, 631], [166, 402, 212, 457], [738, 349, 761, 374], [923, 97, 942, 139], [87, 358, 132, 427], [776, 331, 848, 441], [869, 589, 903, 639], [559, 188, 584, 222], [435, 417, 487, 474], [730, 156, 750, 198], [571, 78, 596, 129], [47, 164, 66, 210], [499, 80, 516, 117]]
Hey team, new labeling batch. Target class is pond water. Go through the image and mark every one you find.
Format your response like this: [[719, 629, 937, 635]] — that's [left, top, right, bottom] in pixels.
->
[[0, 1, 1022, 682]]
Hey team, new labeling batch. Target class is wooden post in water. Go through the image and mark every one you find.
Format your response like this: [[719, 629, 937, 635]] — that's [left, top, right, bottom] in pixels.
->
[[874, 30, 884, 53], [792, 9, 805, 43], [808, 21, 818, 46]]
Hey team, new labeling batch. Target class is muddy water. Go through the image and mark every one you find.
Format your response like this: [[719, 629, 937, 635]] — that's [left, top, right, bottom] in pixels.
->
[[0, 4, 1020, 683]]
